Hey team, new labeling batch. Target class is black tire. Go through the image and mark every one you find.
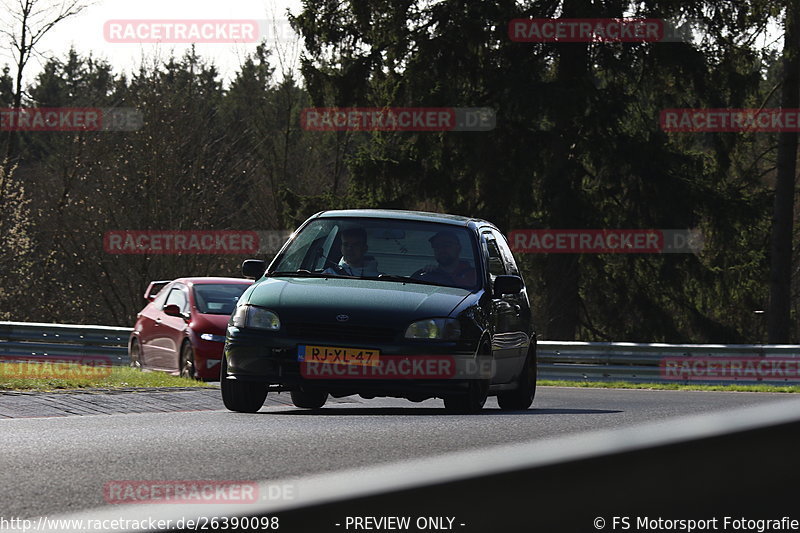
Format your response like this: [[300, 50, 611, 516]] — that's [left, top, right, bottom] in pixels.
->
[[180, 342, 197, 380], [290, 388, 328, 409], [443, 379, 488, 414], [444, 343, 491, 414], [497, 344, 537, 411], [129, 339, 142, 370], [220, 356, 268, 413]]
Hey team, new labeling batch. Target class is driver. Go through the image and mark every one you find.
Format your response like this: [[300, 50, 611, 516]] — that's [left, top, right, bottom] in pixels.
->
[[324, 226, 379, 277], [415, 231, 477, 288]]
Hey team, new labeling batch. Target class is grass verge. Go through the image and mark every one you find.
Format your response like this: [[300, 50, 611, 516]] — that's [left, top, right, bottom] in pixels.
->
[[0, 365, 214, 391], [539, 379, 800, 393], [4, 366, 796, 394]]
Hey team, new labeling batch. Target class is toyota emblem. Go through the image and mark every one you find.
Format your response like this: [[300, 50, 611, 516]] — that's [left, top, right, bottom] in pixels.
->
[[336, 314, 349, 322]]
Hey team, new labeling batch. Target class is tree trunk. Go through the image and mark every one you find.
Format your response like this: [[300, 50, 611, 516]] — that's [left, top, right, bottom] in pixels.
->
[[542, 0, 589, 340], [768, 1, 800, 343]]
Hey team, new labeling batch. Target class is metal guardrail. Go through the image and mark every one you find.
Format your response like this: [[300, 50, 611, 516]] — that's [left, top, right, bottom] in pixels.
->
[[0, 321, 132, 366], [2, 321, 799, 384], [538, 340, 800, 384]]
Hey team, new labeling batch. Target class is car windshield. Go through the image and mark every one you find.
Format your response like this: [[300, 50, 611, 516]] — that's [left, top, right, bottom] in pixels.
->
[[269, 217, 481, 290], [192, 284, 249, 315]]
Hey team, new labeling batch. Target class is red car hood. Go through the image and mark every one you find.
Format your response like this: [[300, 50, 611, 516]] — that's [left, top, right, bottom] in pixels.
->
[[191, 313, 230, 334]]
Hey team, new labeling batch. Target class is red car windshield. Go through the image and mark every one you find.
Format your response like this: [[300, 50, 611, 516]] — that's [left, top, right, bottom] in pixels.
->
[[193, 284, 249, 315]]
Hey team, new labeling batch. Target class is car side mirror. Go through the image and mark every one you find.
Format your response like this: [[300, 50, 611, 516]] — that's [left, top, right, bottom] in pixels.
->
[[242, 259, 267, 279], [163, 304, 185, 318], [493, 275, 523, 297]]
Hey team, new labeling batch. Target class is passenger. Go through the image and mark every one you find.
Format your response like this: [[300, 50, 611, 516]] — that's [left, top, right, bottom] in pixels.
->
[[414, 231, 477, 288], [324, 227, 379, 277]]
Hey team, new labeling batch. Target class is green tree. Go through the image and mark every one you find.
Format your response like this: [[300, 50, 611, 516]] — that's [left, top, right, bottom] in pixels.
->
[[767, 1, 800, 342], [290, 0, 783, 342]]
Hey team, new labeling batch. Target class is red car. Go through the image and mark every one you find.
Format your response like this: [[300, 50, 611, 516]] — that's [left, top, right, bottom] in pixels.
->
[[128, 277, 253, 380]]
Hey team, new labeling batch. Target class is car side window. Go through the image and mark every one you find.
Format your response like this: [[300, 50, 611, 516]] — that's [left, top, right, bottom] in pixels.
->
[[151, 284, 172, 308], [315, 227, 341, 270], [483, 231, 507, 281], [492, 229, 520, 276], [274, 222, 331, 272], [164, 287, 188, 313]]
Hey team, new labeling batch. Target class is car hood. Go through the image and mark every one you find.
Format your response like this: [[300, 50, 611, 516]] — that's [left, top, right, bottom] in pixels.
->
[[191, 313, 230, 334], [244, 277, 471, 325]]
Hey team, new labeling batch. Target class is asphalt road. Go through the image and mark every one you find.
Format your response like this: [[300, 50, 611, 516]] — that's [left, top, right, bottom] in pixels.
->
[[0, 387, 793, 520]]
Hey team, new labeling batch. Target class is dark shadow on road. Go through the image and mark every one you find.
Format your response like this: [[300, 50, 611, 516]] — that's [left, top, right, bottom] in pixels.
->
[[260, 407, 623, 416]]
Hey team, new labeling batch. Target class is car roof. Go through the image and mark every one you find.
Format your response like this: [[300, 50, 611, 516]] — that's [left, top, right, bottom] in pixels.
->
[[171, 277, 253, 285], [315, 209, 496, 229]]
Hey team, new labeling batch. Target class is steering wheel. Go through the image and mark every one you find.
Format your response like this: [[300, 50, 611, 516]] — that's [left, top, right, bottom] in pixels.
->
[[412, 267, 458, 285], [411, 268, 429, 279], [320, 256, 348, 275]]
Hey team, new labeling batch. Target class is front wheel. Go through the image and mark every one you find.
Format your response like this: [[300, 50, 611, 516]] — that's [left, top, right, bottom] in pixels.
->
[[443, 379, 488, 414], [220, 357, 268, 413], [179, 343, 197, 380], [444, 344, 490, 414], [497, 345, 537, 410], [290, 387, 328, 409]]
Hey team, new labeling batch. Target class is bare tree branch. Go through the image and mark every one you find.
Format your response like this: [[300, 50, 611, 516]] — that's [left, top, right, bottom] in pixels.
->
[[1, 0, 91, 163]]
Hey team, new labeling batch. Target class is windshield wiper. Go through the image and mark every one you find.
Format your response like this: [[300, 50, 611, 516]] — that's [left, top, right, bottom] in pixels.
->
[[269, 270, 330, 277], [369, 274, 440, 286]]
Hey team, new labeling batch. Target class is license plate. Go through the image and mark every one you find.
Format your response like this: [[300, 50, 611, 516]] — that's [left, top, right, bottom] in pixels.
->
[[297, 345, 381, 366]]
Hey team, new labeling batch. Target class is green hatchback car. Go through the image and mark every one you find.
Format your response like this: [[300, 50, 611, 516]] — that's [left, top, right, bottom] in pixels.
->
[[221, 209, 536, 413]]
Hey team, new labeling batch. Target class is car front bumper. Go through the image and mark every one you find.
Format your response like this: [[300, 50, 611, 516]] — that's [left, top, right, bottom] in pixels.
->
[[223, 326, 483, 395]]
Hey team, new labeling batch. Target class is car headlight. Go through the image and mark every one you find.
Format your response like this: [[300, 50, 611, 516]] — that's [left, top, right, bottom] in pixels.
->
[[199, 333, 226, 342], [232, 305, 281, 331], [404, 318, 461, 340]]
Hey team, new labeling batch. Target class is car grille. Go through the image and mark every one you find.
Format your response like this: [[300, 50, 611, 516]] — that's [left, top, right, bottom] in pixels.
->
[[285, 323, 397, 343]]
